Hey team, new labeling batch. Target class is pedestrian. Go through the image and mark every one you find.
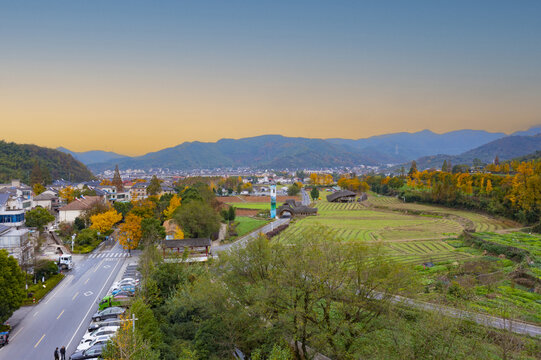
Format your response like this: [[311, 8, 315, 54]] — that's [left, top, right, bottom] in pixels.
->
[[54, 347, 59, 360], [60, 345, 66, 360]]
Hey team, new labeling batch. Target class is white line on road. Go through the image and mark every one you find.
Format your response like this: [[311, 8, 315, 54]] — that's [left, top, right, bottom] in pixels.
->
[[57, 309, 65, 320], [33, 311, 39, 317], [44, 274, 73, 304], [66, 258, 122, 350], [84, 278, 89, 285], [34, 333, 45, 348], [72, 291, 79, 301], [9, 326, 23, 341]]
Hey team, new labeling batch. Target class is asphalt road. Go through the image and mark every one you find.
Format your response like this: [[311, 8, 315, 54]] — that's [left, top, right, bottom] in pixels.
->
[[0, 241, 129, 360]]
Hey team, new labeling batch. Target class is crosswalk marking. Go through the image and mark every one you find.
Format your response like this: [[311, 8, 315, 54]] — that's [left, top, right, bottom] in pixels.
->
[[88, 252, 128, 259]]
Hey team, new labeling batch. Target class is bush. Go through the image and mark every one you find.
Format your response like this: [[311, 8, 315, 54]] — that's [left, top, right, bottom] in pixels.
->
[[23, 274, 64, 305], [34, 260, 59, 280]]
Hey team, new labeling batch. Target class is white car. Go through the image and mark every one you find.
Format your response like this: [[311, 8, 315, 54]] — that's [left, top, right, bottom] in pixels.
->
[[81, 326, 119, 343], [113, 278, 139, 287], [77, 334, 113, 351]]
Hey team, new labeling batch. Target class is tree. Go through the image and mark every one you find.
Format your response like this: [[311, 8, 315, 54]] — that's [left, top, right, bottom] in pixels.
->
[[29, 161, 43, 186], [90, 209, 122, 234], [227, 206, 236, 223], [33, 183, 45, 196], [74, 217, 86, 231], [146, 175, 162, 196], [141, 217, 166, 244], [287, 183, 301, 196], [408, 160, 418, 177], [310, 187, 319, 200], [163, 194, 181, 220], [118, 214, 143, 252], [173, 201, 220, 238], [442, 160, 448, 172], [25, 207, 55, 233], [0, 250, 25, 323], [112, 165, 124, 192], [114, 201, 133, 219], [59, 186, 76, 203]]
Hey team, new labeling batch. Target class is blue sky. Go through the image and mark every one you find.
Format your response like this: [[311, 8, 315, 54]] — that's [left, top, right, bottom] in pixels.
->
[[1, 1, 540, 154]]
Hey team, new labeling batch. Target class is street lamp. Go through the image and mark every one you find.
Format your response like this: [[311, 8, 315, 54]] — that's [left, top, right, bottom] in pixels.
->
[[71, 233, 76, 252]]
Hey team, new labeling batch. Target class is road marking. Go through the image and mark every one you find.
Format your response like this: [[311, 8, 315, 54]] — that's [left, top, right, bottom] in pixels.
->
[[84, 278, 90, 284], [57, 309, 65, 320], [72, 291, 79, 300], [84, 291, 94, 296], [44, 274, 73, 304], [66, 258, 122, 349], [104, 265, 111, 268], [10, 326, 23, 340], [94, 259, 104, 272], [33, 311, 39, 317], [34, 333, 45, 348]]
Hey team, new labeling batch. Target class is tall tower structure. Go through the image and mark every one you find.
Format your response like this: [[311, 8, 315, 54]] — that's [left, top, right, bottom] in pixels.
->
[[270, 184, 277, 218]]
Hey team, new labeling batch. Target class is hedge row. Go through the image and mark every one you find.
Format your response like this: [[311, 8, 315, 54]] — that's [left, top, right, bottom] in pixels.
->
[[462, 232, 530, 262]]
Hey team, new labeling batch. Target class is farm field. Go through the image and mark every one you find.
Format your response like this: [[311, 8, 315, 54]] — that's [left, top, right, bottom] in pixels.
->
[[233, 216, 269, 238], [274, 194, 541, 325], [226, 202, 283, 210], [367, 193, 519, 232]]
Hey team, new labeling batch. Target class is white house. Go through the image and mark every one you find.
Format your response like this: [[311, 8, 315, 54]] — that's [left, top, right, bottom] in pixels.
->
[[58, 196, 105, 223], [0, 224, 31, 263]]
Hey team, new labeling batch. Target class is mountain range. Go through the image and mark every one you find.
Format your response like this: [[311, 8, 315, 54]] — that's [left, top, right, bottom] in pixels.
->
[[59, 126, 541, 172]]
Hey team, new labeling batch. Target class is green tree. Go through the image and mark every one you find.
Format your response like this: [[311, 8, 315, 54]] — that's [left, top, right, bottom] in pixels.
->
[[287, 183, 300, 196], [25, 207, 55, 233], [173, 201, 220, 238], [227, 206, 236, 223], [0, 250, 25, 323], [113, 201, 133, 219], [408, 160, 418, 176], [74, 217, 86, 231], [146, 175, 162, 196], [442, 160, 448, 172], [310, 187, 319, 200], [141, 217, 166, 244]]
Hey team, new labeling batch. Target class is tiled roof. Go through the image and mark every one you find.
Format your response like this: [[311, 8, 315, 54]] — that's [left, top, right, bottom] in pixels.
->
[[163, 238, 211, 248], [0, 193, 9, 207], [33, 193, 57, 201], [58, 196, 103, 211]]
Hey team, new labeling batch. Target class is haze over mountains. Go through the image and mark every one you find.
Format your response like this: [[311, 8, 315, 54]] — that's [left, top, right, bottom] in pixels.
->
[[58, 126, 541, 172]]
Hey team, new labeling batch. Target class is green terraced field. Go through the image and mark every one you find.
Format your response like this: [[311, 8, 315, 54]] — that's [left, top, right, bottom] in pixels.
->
[[366, 193, 518, 232], [226, 202, 283, 210]]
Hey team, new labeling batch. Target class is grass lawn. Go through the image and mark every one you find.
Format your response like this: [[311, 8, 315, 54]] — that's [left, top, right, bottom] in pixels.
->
[[23, 273, 65, 305], [233, 216, 270, 238], [227, 202, 283, 210]]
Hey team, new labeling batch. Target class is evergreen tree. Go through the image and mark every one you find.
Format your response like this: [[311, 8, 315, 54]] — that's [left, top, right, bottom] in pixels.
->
[[310, 187, 319, 200], [0, 250, 25, 323], [227, 206, 236, 222], [408, 160, 418, 177], [29, 161, 43, 186], [147, 175, 162, 196], [442, 160, 448, 172], [112, 165, 124, 192], [494, 155, 500, 165]]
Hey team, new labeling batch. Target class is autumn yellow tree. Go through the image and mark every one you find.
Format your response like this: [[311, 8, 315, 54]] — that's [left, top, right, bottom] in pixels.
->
[[163, 194, 181, 219], [486, 179, 493, 193], [118, 214, 142, 252], [90, 209, 122, 234], [59, 186, 76, 203], [33, 183, 45, 195]]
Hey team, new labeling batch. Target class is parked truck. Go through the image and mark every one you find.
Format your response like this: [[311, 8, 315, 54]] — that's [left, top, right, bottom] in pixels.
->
[[98, 294, 130, 311], [58, 254, 73, 270]]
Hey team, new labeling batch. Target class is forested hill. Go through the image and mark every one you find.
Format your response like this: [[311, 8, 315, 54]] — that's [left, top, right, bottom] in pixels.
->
[[412, 134, 541, 170], [0, 141, 94, 184]]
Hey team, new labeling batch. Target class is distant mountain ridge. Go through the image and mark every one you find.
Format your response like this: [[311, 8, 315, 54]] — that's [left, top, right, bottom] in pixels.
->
[[75, 126, 541, 171], [412, 133, 541, 170], [0, 141, 94, 184], [57, 147, 127, 165]]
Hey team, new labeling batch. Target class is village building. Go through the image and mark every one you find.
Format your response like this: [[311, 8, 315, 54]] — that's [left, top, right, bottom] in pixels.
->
[[326, 190, 357, 203], [58, 196, 105, 223], [277, 199, 318, 218]]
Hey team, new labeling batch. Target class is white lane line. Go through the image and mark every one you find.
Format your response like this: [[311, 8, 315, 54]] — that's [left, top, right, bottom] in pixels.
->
[[57, 309, 65, 320], [34, 333, 46, 348], [66, 258, 122, 350], [84, 278, 89, 285], [33, 311, 39, 317], [72, 291, 79, 301], [44, 275, 73, 304], [10, 326, 23, 341]]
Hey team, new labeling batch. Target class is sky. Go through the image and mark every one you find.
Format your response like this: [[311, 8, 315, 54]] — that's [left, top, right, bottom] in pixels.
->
[[1, 1, 541, 156]]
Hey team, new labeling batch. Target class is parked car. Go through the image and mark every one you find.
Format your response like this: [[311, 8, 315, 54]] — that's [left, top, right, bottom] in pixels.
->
[[77, 334, 113, 351], [92, 306, 125, 322], [81, 326, 119, 343], [88, 319, 121, 332], [111, 286, 135, 296], [114, 278, 139, 287], [69, 344, 106, 360], [110, 290, 134, 298]]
